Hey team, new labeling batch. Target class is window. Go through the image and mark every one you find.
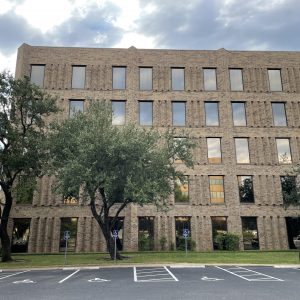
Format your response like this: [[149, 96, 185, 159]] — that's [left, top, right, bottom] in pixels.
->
[[112, 101, 126, 125], [16, 176, 35, 204], [59, 218, 78, 252], [174, 176, 189, 203], [69, 100, 84, 118], [203, 68, 217, 91], [280, 176, 298, 206], [232, 102, 246, 126], [229, 69, 243, 91], [268, 69, 282, 91], [238, 176, 254, 203], [11, 218, 31, 253], [175, 217, 191, 250], [241, 217, 259, 250], [207, 138, 222, 164], [138, 217, 154, 251], [209, 176, 225, 204], [235, 138, 250, 164], [272, 103, 287, 126], [113, 67, 126, 89], [172, 102, 186, 126], [205, 102, 219, 126], [276, 138, 292, 163], [71, 66, 86, 89], [139, 67, 152, 90], [171, 68, 184, 90], [139, 101, 153, 126], [30, 65, 45, 87], [211, 217, 227, 250]]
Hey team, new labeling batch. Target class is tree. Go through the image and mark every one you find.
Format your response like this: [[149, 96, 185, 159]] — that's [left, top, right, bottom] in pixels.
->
[[0, 72, 59, 262], [281, 171, 300, 209], [49, 101, 194, 260]]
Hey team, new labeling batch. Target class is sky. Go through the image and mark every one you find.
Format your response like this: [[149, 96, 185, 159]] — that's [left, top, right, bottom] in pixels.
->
[[1, 0, 300, 73]]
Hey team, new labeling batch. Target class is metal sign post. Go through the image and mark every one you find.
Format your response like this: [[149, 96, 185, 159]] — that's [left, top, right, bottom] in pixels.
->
[[112, 230, 118, 262], [63, 230, 71, 265], [183, 229, 189, 256]]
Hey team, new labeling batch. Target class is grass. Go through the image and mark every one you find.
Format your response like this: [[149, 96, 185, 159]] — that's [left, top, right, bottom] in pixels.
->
[[0, 250, 299, 269]]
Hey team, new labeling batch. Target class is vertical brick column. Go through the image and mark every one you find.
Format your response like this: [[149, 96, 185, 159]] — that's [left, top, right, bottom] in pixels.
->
[[28, 217, 39, 253]]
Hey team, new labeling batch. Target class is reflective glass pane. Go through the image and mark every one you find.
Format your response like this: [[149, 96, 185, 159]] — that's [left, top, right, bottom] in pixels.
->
[[112, 101, 126, 125], [235, 138, 250, 163], [59, 218, 78, 252], [230, 69, 243, 91], [30, 65, 45, 87], [276, 139, 291, 163], [172, 102, 186, 126], [272, 103, 287, 126], [175, 217, 191, 249], [211, 216, 227, 250], [207, 138, 221, 164], [138, 217, 154, 251], [139, 101, 153, 125], [72, 66, 86, 89], [174, 176, 189, 203], [12, 218, 31, 253], [232, 102, 246, 126], [205, 102, 219, 126], [268, 69, 282, 91], [172, 68, 184, 90], [203, 68, 217, 91], [139, 68, 152, 90], [242, 217, 259, 250], [69, 100, 84, 117], [238, 176, 254, 203], [113, 67, 126, 89], [209, 176, 224, 204]]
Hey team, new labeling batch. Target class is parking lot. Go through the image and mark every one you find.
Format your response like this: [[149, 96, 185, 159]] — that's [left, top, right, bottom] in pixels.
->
[[0, 265, 299, 300]]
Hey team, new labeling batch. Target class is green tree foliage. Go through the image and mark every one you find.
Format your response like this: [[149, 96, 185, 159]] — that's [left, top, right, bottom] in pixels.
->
[[0, 72, 59, 262], [281, 173, 300, 208], [49, 101, 194, 259]]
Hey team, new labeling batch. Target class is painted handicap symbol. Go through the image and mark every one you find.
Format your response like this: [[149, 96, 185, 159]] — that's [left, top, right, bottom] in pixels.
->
[[201, 276, 224, 281], [88, 278, 110, 283], [13, 279, 36, 284]]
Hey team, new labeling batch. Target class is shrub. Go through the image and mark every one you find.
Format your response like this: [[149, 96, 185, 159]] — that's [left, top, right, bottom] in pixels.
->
[[214, 233, 240, 251], [176, 237, 196, 251], [159, 236, 167, 251], [138, 234, 153, 251]]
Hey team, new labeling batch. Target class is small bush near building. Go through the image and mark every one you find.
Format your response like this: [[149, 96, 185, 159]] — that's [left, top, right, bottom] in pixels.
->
[[176, 237, 196, 251], [159, 236, 167, 250], [214, 233, 240, 250]]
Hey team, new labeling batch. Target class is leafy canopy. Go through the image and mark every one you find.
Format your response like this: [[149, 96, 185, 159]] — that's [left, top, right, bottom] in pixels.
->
[[49, 101, 194, 208]]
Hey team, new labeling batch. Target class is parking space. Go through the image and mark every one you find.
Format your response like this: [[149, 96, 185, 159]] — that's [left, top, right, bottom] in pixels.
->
[[0, 266, 299, 299]]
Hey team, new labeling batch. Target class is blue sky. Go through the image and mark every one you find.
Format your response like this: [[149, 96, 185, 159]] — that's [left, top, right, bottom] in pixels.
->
[[1, 0, 300, 73]]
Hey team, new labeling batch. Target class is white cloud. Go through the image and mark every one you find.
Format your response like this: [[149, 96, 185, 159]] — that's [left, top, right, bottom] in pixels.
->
[[0, 0, 15, 15], [0, 51, 17, 73], [114, 32, 155, 49]]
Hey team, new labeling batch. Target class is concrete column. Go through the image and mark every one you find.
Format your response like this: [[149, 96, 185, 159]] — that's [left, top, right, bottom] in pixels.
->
[[28, 217, 39, 253]]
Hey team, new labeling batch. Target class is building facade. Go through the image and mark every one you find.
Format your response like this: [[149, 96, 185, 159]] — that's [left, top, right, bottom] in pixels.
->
[[5, 43, 300, 253]]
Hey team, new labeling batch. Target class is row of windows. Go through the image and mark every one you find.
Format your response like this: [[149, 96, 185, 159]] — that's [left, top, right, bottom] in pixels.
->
[[69, 100, 289, 127], [31, 65, 283, 92], [11, 216, 260, 252], [174, 175, 296, 204]]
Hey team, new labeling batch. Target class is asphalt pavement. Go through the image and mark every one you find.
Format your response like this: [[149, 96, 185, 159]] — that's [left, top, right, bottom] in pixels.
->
[[0, 265, 299, 300]]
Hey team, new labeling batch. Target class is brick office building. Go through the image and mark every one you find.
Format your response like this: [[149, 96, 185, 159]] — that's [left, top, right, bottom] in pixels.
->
[[3, 43, 300, 253]]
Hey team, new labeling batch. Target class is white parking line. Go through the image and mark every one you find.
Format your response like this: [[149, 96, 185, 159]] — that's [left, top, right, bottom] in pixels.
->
[[134, 266, 178, 282], [58, 269, 80, 284], [216, 266, 284, 282], [0, 270, 30, 280], [164, 266, 179, 281]]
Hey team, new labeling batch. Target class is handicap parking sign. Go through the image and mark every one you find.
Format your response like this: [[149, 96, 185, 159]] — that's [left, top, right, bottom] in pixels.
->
[[63, 231, 71, 240], [112, 230, 118, 239], [183, 229, 189, 238]]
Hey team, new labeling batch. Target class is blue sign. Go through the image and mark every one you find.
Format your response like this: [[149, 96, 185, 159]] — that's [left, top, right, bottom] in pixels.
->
[[112, 230, 118, 239], [63, 231, 71, 240], [183, 229, 189, 238]]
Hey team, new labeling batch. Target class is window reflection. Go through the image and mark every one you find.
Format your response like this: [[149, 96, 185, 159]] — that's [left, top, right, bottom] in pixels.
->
[[113, 67, 126, 89], [207, 138, 221, 164], [203, 68, 217, 91], [11, 219, 31, 253], [209, 176, 225, 204], [139, 68, 152, 90], [232, 102, 246, 126], [172, 102, 186, 126], [276, 138, 292, 163], [238, 176, 254, 203], [268, 69, 282, 91], [175, 217, 191, 250], [138, 217, 154, 251], [30, 65, 45, 87], [139, 101, 153, 126], [171, 68, 184, 90], [69, 100, 84, 118], [229, 69, 243, 91], [235, 138, 250, 164], [174, 176, 189, 203], [272, 103, 287, 126], [211, 217, 227, 250], [59, 218, 78, 252], [242, 217, 259, 250], [72, 66, 86, 89], [205, 102, 219, 126], [112, 101, 126, 125]]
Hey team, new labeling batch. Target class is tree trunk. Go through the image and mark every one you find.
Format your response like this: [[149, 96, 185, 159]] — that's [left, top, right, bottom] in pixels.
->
[[0, 187, 13, 262]]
